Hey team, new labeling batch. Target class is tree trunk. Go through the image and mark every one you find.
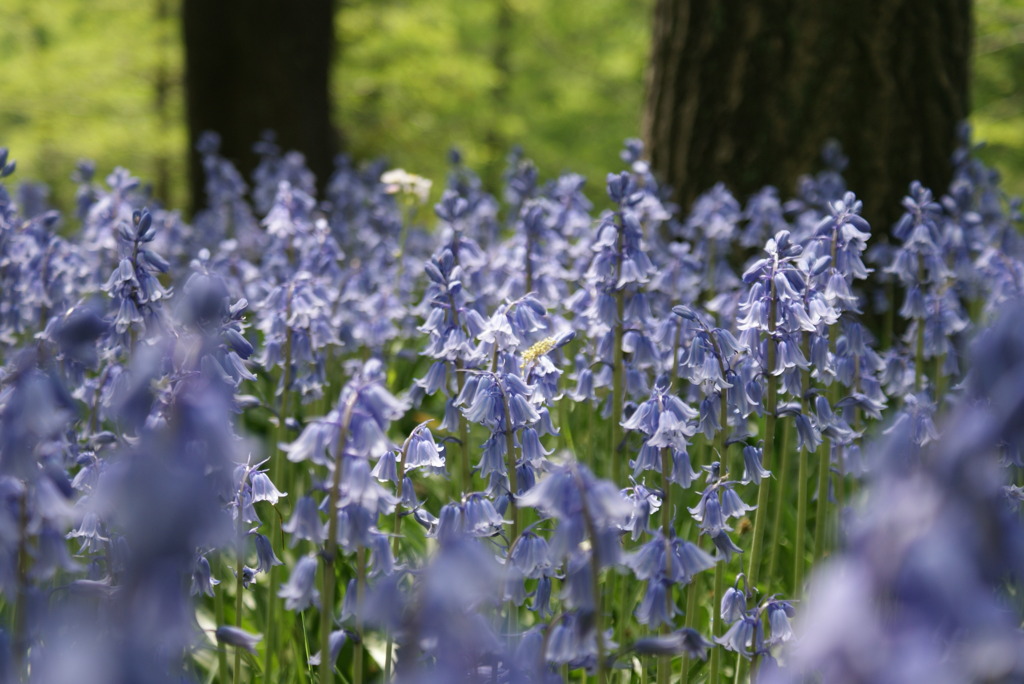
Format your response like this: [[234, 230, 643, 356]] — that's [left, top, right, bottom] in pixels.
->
[[182, 0, 338, 215], [642, 0, 971, 231]]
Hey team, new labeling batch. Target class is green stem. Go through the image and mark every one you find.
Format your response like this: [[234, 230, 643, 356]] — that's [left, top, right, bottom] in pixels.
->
[[813, 326, 841, 563], [574, 468, 609, 684], [446, 278, 473, 497], [353, 548, 366, 684], [914, 260, 925, 393], [395, 201, 412, 287], [524, 229, 534, 295], [233, 490, 247, 684], [263, 513, 281, 681], [540, 617, 559, 681], [835, 444, 846, 536], [794, 446, 809, 593], [746, 281, 778, 591], [10, 489, 31, 681], [586, 399, 595, 472], [560, 398, 576, 454], [319, 393, 360, 684], [883, 278, 894, 351], [384, 429, 415, 683], [734, 652, 748, 684], [295, 611, 311, 683], [710, 400, 729, 684], [765, 420, 791, 589], [498, 376, 521, 541], [682, 575, 700, 682], [615, 569, 629, 677], [794, 331, 813, 595], [611, 217, 626, 486], [670, 322, 683, 392], [265, 383, 290, 681], [705, 240, 717, 310], [454, 363, 472, 496], [611, 295, 625, 484], [215, 573, 230, 680], [384, 624, 395, 681], [660, 448, 673, 539], [813, 443, 832, 562], [708, 562, 725, 683]]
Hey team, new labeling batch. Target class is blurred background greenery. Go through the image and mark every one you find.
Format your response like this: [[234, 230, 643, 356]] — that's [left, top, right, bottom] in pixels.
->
[[0, 0, 1019, 214]]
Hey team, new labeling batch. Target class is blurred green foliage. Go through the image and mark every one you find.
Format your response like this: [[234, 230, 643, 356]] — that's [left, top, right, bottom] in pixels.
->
[[974, 0, 1024, 196], [336, 0, 651, 192], [0, 0, 1021, 214], [0, 0, 185, 211]]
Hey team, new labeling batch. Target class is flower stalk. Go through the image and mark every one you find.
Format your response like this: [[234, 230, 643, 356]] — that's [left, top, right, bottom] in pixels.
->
[[747, 279, 778, 590], [319, 392, 360, 684]]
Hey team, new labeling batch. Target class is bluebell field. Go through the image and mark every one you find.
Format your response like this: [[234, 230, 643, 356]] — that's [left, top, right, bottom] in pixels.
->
[[0, 127, 1023, 684]]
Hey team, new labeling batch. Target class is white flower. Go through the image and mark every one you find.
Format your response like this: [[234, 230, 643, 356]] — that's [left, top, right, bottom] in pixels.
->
[[381, 168, 432, 203]]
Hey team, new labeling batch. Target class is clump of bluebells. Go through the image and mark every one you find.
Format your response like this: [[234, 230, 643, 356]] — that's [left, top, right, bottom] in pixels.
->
[[0, 129, 1021, 684]]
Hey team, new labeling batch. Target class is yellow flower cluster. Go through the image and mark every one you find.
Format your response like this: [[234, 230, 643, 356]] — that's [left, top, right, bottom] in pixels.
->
[[520, 336, 558, 369]]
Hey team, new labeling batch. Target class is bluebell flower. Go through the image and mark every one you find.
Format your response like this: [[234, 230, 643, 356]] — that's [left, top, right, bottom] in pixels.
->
[[192, 131, 260, 250], [401, 533, 509, 678], [251, 132, 318, 214], [741, 187, 789, 249], [721, 585, 747, 623], [249, 469, 285, 505], [741, 444, 771, 484], [334, 464, 400, 553], [710, 530, 743, 563], [765, 301, 1024, 684], [371, 450, 399, 483], [460, 370, 550, 501], [689, 488, 729, 536], [190, 555, 219, 597], [715, 613, 762, 659], [253, 532, 283, 573], [255, 273, 340, 404], [0, 147, 15, 178], [519, 460, 631, 567], [678, 183, 743, 297], [101, 208, 172, 350], [287, 359, 407, 469], [283, 495, 325, 546], [719, 484, 756, 519], [792, 410, 822, 452], [621, 480, 659, 540], [632, 628, 713, 660], [308, 630, 348, 668], [61, 356, 240, 681], [532, 574, 553, 619], [279, 555, 320, 610], [434, 502, 465, 543], [178, 271, 256, 391], [882, 393, 940, 456], [625, 528, 717, 629], [764, 599, 795, 646], [509, 531, 553, 579], [635, 579, 678, 628], [215, 625, 263, 654], [462, 492, 508, 537]]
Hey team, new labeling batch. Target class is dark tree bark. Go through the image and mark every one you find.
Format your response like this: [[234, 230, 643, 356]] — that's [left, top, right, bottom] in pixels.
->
[[182, 0, 338, 215], [642, 1, 972, 231]]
